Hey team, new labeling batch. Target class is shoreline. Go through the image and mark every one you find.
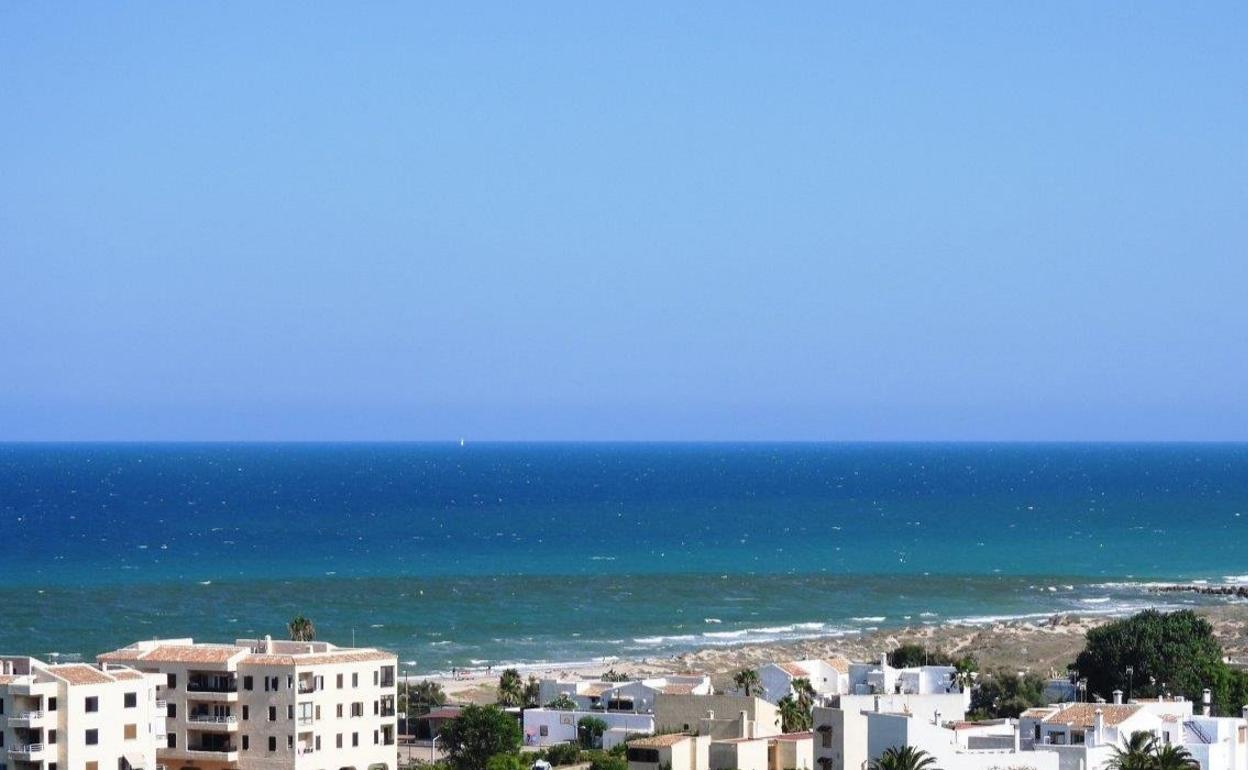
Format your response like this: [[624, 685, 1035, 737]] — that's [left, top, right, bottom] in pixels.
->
[[422, 603, 1248, 705]]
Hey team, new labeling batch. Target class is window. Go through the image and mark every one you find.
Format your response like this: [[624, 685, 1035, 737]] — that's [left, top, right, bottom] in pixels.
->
[[315, 736, 321, 751], [124, 724, 137, 740], [373, 730, 378, 745], [48, 697, 57, 711], [48, 730, 57, 745], [167, 673, 177, 689], [336, 734, 343, 749], [287, 705, 294, 720], [337, 674, 344, 689], [167, 733, 176, 749], [287, 675, 294, 690], [373, 671, 379, 686], [242, 706, 249, 721], [268, 737, 276, 752], [352, 733, 358, 747], [243, 676, 253, 691], [124, 692, 137, 708], [87, 762, 99, 770], [315, 705, 321, 720], [49, 764, 58, 770], [264, 677, 270, 692], [336, 704, 343, 718], [351, 702, 363, 717], [268, 706, 277, 722], [242, 736, 249, 751], [539, 726, 548, 737], [352, 673, 359, 688], [85, 696, 99, 712], [373, 700, 379, 715], [287, 736, 293, 749], [86, 729, 99, 745], [821, 728, 832, 748], [168, 703, 176, 719]]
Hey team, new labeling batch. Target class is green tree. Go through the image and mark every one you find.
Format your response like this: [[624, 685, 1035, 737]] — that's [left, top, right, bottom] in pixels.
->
[[523, 675, 541, 707], [777, 694, 811, 733], [546, 693, 577, 710], [733, 668, 764, 697], [968, 669, 1047, 719], [400, 680, 448, 717], [485, 754, 526, 770], [578, 716, 608, 749], [585, 751, 627, 770], [1107, 732, 1158, 770], [441, 705, 522, 770], [543, 743, 582, 766], [952, 655, 978, 692], [889, 645, 951, 668], [1154, 744, 1199, 770], [869, 746, 940, 770], [287, 614, 316, 642], [1071, 610, 1226, 707], [601, 669, 632, 682], [497, 668, 525, 707]]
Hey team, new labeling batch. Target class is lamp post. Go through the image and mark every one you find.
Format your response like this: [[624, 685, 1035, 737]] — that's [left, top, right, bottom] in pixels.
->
[[1125, 666, 1134, 703]]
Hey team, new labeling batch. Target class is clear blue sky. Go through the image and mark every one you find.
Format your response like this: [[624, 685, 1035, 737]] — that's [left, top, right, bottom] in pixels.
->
[[2, 3, 1245, 441]]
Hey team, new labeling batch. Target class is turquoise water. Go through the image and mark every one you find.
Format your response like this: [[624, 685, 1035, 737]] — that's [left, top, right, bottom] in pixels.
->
[[1, 443, 1245, 671]]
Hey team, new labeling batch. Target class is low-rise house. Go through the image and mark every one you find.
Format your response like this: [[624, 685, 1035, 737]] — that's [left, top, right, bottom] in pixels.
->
[[655, 694, 780, 739], [522, 708, 654, 749], [847, 654, 960, 696], [626, 734, 711, 770], [813, 690, 970, 770], [538, 676, 712, 714], [864, 710, 1058, 770], [0, 656, 163, 770], [756, 660, 851, 705]]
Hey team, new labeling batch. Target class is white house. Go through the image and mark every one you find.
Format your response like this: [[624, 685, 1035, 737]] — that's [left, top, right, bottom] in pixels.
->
[[756, 659, 851, 705], [813, 690, 971, 770], [538, 676, 712, 714], [847, 654, 961, 696], [864, 710, 1059, 770], [522, 708, 654, 749]]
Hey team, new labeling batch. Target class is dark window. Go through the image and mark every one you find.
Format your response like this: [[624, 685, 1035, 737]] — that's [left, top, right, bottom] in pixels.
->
[[352, 733, 358, 747], [336, 704, 343, 718], [287, 736, 293, 749], [268, 706, 277, 722], [337, 674, 343, 689], [48, 730, 58, 745], [287, 705, 294, 720], [167, 673, 177, 689], [243, 735, 249, 750], [168, 703, 176, 719], [352, 673, 359, 688], [264, 677, 270, 692], [243, 676, 253, 691], [628, 748, 661, 763], [85, 697, 99, 712], [286, 675, 293, 690], [242, 706, 249, 721], [336, 734, 343, 749], [373, 730, 379, 745], [49, 764, 58, 770], [315, 736, 321, 751], [48, 697, 57, 711], [167, 733, 176, 749], [124, 692, 137, 708], [268, 737, 276, 752], [86, 729, 99, 745]]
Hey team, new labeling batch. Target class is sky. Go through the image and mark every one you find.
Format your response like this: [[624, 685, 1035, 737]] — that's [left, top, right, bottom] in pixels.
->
[[1, 3, 1246, 441]]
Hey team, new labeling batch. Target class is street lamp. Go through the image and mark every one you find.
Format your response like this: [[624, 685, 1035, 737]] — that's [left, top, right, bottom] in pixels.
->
[[1125, 666, 1134, 702]]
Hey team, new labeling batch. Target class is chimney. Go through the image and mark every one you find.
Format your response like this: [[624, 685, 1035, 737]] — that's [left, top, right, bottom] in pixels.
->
[[1203, 688, 1212, 716], [1093, 708, 1104, 745], [264, 634, 273, 653], [880, 652, 889, 668], [1113, 690, 1123, 705], [934, 709, 942, 726], [1241, 706, 1248, 721]]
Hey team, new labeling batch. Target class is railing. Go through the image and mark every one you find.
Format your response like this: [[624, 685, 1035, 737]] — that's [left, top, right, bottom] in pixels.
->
[[298, 682, 317, 694], [188, 714, 237, 724], [13, 710, 46, 721], [187, 744, 237, 753], [298, 716, 315, 726], [10, 744, 46, 755], [187, 681, 238, 693], [155, 700, 168, 710]]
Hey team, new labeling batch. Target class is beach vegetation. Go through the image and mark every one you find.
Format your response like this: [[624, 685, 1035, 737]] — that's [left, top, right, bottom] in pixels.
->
[[485, 754, 527, 770], [287, 614, 316, 641], [524, 675, 541, 707], [601, 668, 632, 682], [497, 668, 526, 707], [868, 746, 940, 770], [732, 668, 765, 697], [440, 704, 522, 770], [889, 644, 951, 667], [968, 669, 1046, 719], [540, 742, 582, 766]]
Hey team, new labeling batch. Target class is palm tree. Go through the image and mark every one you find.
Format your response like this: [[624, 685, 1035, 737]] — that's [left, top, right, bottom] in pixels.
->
[[1153, 743, 1198, 770], [1107, 731, 1158, 770], [496, 667, 525, 707], [777, 694, 812, 733], [792, 677, 816, 709], [952, 656, 977, 692], [523, 675, 541, 707], [868, 746, 940, 770], [733, 668, 764, 697], [287, 614, 316, 642], [399, 680, 447, 716]]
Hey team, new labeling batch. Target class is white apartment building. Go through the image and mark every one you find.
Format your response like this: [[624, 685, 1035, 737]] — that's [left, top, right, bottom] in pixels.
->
[[813, 690, 971, 770], [0, 656, 163, 770], [846, 655, 961, 697], [96, 638, 397, 770]]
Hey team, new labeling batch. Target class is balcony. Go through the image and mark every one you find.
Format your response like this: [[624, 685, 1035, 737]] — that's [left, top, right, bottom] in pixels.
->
[[9, 744, 46, 759], [9, 710, 47, 725], [155, 700, 168, 710], [187, 714, 239, 730], [298, 681, 317, 694], [187, 678, 237, 694]]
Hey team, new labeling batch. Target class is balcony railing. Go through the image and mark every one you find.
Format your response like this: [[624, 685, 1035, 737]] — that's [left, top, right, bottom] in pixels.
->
[[298, 716, 314, 726], [187, 743, 238, 753], [188, 714, 237, 724], [9, 744, 46, 756], [12, 710, 46, 722], [155, 700, 168, 710], [298, 682, 317, 694], [187, 680, 237, 693]]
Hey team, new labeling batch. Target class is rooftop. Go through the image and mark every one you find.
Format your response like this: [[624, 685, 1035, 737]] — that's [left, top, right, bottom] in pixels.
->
[[47, 664, 117, 686], [1042, 704, 1143, 728], [630, 733, 693, 748]]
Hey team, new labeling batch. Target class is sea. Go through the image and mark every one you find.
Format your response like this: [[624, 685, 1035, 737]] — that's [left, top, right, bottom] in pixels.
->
[[2, 443, 1246, 674]]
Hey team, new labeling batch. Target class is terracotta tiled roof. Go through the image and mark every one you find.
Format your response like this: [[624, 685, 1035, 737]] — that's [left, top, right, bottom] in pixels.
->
[[822, 657, 851, 674], [142, 645, 242, 664], [48, 664, 115, 685], [1042, 704, 1142, 727], [583, 683, 613, 696], [656, 683, 697, 694], [1021, 707, 1059, 718], [776, 732, 814, 741], [109, 670, 145, 681], [294, 650, 394, 666], [0, 675, 21, 684], [244, 654, 297, 665], [629, 734, 692, 748], [778, 663, 809, 677]]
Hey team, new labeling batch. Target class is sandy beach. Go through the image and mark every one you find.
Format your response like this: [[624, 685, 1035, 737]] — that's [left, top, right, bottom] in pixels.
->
[[424, 603, 1248, 704]]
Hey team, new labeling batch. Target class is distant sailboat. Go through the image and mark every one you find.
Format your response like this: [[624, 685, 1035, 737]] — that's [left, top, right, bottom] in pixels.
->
[[459, 438, 466, 447]]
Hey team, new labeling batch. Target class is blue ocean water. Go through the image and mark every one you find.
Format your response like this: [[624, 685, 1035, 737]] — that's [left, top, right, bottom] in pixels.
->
[[1, 443, 1245, 671]]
